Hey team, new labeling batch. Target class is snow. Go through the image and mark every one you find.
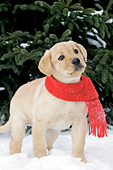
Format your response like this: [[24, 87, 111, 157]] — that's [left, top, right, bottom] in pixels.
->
[[77, 16, 84, 20], [20, 43, 29, 48], [95, 35, 107, 48], [87, 38, 102, 48], [0, 128, 113, 170], [74, 10, 104, 17], [91, 10, 104, 16], [92, 28, 98, 34], [87, 34, 107, 48], [0, 87, 5, 91], [68, 11, 71, 17], [87, 31, 95, 36], [105, 18, 113, 24], [61, 21, 65, 26]]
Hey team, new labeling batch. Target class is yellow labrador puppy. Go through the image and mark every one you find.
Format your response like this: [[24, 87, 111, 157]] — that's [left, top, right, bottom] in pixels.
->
[[0, 41, 87, 162]]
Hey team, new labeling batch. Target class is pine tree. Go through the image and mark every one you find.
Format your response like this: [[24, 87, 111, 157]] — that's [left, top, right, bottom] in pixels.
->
[[0, 0, 113, 125]]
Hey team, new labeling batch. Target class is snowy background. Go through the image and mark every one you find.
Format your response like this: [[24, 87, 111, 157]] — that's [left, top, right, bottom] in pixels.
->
[[0, 127, 113, 170]]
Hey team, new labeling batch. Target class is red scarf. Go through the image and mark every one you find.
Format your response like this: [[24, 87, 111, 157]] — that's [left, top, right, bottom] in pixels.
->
[[45, 75, 107, 138]]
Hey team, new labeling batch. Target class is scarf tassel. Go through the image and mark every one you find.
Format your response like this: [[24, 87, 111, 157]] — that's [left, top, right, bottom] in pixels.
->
[[89, 121, 107, 138]]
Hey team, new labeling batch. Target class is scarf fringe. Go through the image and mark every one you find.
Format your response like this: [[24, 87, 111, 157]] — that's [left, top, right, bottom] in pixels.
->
[[89, 121, 107, 138]]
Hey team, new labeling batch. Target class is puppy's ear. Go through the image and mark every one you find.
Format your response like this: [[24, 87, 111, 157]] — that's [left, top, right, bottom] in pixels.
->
[[74, 42, 87, 62], [38, 50, 52, 76]]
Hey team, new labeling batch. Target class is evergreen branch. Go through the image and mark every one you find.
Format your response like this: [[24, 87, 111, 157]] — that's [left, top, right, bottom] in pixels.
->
[[2, 31, 31, 41], [69, 4, 84, 10], [61, 29, 71, 38], [17, 54, 41, 65], [0, 64, 18, 73], [34, 1, 51, 10], [53, 2, 65, 9], [13, 4, 45, 13], [1, 80, 13, 100], [106, 0, 113, 12], [1, 51, 14, 61], [94, 79, 104, 89], [0, 102, 10, 117], [95, 3, 103, 10], [66, 0, 72, 7], [59, 0, 65, 4]]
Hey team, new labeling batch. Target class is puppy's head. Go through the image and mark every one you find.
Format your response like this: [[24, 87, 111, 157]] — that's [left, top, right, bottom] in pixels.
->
[[38, 41, 87, 81]]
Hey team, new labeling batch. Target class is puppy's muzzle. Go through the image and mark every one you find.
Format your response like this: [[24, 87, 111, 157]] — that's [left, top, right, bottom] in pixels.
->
[[72, 58, 80, 65], [71, 58, 84, 71]]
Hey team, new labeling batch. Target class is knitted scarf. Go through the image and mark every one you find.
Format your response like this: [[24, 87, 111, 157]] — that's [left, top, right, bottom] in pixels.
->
[[45, 75, 107, 138]]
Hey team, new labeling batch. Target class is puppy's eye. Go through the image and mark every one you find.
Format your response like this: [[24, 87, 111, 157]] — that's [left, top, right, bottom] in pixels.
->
[[74, 49, 78, 54], [58, 55, 65, 60]]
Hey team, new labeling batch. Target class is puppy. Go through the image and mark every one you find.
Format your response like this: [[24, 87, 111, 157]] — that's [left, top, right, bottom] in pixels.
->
[[0, 41, 87, 162]]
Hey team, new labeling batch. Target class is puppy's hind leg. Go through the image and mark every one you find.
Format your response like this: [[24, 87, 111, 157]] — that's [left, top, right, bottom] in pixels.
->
[[46, 129, 60, 151], [9, 116, 26, 155]]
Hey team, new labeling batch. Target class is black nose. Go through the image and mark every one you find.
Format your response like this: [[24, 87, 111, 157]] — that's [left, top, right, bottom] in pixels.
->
[[72, 58, 80, 65]]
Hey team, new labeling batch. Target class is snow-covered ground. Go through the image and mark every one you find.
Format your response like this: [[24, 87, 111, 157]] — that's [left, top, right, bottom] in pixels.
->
[[0, 127, 113, 170]]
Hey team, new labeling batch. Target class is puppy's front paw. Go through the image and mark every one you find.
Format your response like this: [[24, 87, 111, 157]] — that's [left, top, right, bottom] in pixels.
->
[[34, 149, 47, 158], [47, 145, 53, 151], [72, 153, 87, 163], [81, 157, 87, 163]]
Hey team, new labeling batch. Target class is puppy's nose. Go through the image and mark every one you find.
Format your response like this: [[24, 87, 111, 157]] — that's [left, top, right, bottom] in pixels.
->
[[72, 58, 80, 65]]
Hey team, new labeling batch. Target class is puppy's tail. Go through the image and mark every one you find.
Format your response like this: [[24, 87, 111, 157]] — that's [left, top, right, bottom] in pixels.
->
[[0, 117, 11, 133]]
